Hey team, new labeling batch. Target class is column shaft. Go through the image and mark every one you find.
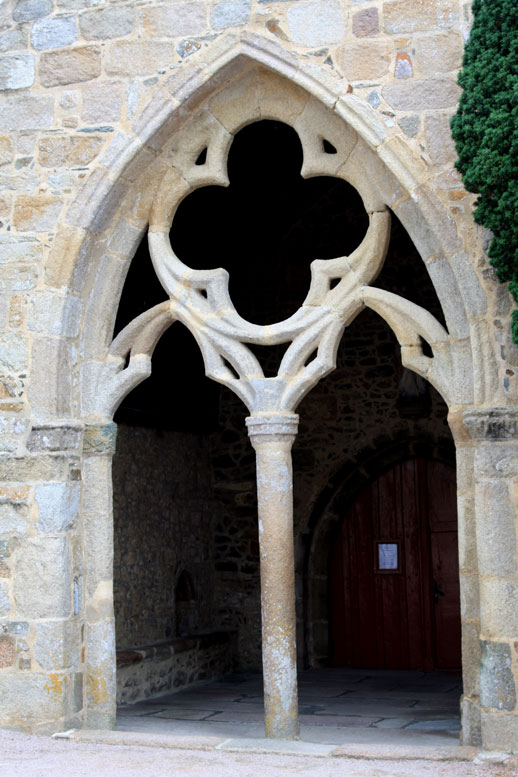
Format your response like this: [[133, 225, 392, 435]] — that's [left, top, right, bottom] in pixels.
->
[[247, 414, 300, 740]]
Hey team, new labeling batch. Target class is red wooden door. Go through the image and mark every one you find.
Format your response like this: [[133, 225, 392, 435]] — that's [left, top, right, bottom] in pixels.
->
[[332, 459, 461, 670]]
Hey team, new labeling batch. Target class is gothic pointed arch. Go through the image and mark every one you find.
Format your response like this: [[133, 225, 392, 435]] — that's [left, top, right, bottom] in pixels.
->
[[40, 31, 494, 426]]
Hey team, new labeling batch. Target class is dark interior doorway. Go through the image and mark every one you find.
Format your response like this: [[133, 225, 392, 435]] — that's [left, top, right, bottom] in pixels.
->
[[331, 458, 461, 671]]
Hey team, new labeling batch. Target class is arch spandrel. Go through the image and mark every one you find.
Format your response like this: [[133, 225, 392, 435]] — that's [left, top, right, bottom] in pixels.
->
[[48, 33, 496, 420]]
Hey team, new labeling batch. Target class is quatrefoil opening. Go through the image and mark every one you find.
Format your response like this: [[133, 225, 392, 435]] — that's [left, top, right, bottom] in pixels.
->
[[170, 120, 370, 325]]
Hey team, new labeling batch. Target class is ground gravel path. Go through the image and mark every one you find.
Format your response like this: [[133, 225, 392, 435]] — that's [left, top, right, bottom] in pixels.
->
[[1, 730, 517, 777]]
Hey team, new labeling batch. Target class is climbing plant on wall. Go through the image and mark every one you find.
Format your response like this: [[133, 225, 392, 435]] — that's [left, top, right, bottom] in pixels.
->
[[450, 0, 518, 340]]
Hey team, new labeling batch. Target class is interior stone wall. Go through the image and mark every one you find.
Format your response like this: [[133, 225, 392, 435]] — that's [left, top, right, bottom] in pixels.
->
[[112, 423, 219, 650]]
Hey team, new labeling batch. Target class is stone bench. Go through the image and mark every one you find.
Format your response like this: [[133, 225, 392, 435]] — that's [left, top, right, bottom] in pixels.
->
[[116, 630, 238, 706]]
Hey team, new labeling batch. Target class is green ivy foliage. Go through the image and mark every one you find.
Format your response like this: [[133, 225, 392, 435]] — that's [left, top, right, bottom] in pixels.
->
[[450, 0, 518, 341]]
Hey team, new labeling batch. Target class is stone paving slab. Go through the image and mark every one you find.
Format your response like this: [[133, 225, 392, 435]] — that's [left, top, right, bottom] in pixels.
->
[[406, 719, 462, 731], [151, 709, 217, 721], [114, 668, 465, 756], [61, 728, 477, 762], [207, 711, 382, 727]]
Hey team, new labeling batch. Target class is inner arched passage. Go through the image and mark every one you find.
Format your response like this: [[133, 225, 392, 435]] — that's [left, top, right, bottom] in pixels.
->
[[110, 112, 461, 724]]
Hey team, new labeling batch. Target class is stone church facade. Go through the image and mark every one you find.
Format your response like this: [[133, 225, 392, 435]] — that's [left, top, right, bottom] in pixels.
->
[[1, 0, 518, 753]]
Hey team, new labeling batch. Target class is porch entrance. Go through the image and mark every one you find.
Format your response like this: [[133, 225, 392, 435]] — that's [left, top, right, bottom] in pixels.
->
[[331, 459, 461, 671]]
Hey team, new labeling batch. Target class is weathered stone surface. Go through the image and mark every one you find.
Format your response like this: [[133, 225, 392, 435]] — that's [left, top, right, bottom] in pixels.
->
[[0, 412, 30, 453], [475, 444, 518, 479], [140, 3, 207, 37], [38, 136, 103, 168], [337, 39, 390, 80], [459, 570, 479, 621], [0, 29, 27, 53], [1, 621, 29, 635], [395, 52, 413, 79], [79, 6, 135, 40], [211, 0, 250, 30], [464, 408, 518, 441], [352, 7, 379, 37], [84, 620, 116, 727], [83, 423, 117, 456], [34, 620, 81, 670], [40, 47, 101, 87], [0, 262, 39, 294], [29, 289, 82, 337], [0, 455, 69, 483], [476, 480, 516, 577], [59, 90, 78, 110], [449, 251, 487, 317], [14, 536, 71, 618], [0, 137, 14, 167], [0, 636, 15, 667], [0, 502, 28, 535], [382, 77, 461, 110], [108, 219, 144, 258], [480, 641, 516, 711], [0, 55, 35, 90], [13, 0, 52, 22], [35, 482, 80, 533], [0, 580, 9, 616], [383, 0, 460, 34], [27, 424, 82, 453], [287, 0, 345, 46], [0, 331, 27, 372], [424, 113, 456, 165], [480, 578, 518, 639], [81, 81, 123, 125], [398, 115, 420, 137], [28, 336, 71, 418], [0, 95, 54, 131], [105, 41, 175, 77], [13, 195, 62, 232], [31, 16, 77, 50], [480, 710, 518, 751], [0, 671, 71, 724], [44, 224, 88, 291], [414, 30, 463, 74]]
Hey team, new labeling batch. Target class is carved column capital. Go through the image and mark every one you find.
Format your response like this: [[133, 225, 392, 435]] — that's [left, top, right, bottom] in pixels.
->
[[83, 422, 118, 455], [246, 413, 299, 450], [462, 407, 518, 442]]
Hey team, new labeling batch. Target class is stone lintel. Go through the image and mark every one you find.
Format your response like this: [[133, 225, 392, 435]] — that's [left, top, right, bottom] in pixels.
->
[[462, 407, 518, 442], [83, 422, 117, 455]]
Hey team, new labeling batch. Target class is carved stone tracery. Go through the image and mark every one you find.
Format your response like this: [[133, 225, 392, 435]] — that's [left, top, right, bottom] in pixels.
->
[[96, 73, 466, 739], [100, 88, 457, 419]]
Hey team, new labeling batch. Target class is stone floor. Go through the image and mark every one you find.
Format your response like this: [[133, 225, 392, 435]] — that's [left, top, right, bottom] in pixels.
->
[[117, 667, 463, 752]]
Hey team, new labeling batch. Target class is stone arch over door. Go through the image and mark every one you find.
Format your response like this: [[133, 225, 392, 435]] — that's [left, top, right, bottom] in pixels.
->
[[304, 439, 457, 669], [25, 32, 518, 749]]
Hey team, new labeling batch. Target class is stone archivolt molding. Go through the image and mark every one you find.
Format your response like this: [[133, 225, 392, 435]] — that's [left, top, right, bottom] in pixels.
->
[[93, 69, 466, 421]]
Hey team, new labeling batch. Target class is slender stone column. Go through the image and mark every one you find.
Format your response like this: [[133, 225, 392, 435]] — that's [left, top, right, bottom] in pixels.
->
[[246, 413, 300, 740]]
